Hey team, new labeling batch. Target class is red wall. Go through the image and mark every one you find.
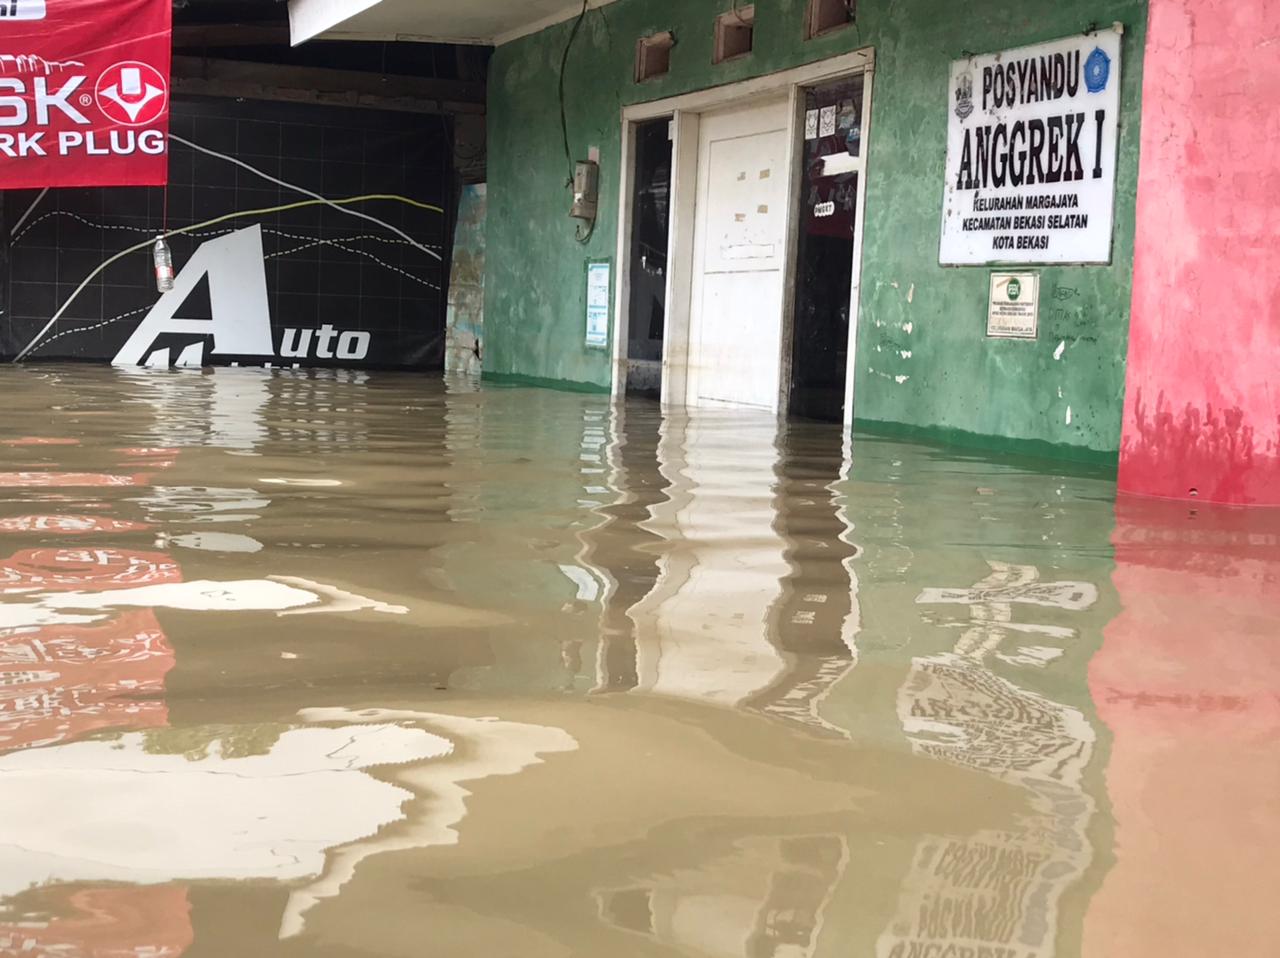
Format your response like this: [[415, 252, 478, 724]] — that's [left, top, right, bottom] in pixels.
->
[[1085, 498, 1280, 955], [1119, 0, 1280, 505]]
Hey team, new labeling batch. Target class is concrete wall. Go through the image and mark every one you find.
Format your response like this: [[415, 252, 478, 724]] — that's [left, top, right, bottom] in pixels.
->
[[1118, 0, 1280, 504], [486, 0, 1148, 460]]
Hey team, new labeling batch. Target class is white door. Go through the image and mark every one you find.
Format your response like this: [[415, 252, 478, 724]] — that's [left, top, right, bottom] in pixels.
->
[[687, 97, 792, 410]]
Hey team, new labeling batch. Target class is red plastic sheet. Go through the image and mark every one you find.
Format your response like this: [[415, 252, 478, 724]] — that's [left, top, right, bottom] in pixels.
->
[[0, 0, 171, 188]]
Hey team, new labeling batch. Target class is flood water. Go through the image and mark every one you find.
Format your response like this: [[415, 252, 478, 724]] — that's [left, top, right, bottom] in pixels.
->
[[0, 365, 1276, 958]]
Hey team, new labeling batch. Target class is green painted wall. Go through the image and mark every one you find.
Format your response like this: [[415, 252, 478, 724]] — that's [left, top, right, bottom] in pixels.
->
[[485, 0, 1147, 457]]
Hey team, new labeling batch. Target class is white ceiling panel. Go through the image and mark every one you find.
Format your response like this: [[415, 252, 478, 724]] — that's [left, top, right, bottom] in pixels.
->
[[289, 0, 617, 46]]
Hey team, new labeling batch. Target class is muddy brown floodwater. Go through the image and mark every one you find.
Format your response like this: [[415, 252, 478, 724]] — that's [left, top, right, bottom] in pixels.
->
[[0, 365, 1276, 958]]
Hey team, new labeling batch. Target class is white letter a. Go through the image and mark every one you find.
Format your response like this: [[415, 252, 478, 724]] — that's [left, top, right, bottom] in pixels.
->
[[114, 226, 275, 367]]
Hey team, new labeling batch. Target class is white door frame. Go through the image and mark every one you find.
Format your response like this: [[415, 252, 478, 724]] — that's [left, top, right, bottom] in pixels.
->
[[611, 47, 876, 427]]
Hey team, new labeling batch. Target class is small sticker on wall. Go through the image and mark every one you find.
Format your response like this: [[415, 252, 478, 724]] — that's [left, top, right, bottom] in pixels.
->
[[987, 272, 1040, 339], [819, 106, 837, 137], [805, 109, 819, 139]]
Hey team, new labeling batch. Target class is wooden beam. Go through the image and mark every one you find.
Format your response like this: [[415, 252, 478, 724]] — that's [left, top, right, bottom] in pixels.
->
[[171, 56, 486, 115], [173, 24, 293, 48]]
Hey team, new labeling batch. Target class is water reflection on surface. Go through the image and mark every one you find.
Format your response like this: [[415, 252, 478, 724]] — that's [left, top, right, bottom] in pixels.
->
[[0, 365, 1276, 957]]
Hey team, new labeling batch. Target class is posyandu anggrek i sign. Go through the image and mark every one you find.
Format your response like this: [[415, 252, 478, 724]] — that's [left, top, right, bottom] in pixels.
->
[[940, 28, 1123, 266]]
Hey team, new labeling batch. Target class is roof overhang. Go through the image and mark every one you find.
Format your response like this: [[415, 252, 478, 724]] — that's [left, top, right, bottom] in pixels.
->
[[288, 0, 617, 46]]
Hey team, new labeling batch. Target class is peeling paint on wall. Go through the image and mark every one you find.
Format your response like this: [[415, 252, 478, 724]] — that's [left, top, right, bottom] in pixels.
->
[[446, 184, 487, 377]]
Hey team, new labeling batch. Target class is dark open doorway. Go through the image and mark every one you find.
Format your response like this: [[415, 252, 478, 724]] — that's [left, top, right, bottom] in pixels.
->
[[789, 75, 865, 422], [626, 118, 673, 399]]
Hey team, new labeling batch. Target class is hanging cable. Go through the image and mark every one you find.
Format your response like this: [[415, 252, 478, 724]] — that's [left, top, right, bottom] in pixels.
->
[[559, 0, 590, 186]]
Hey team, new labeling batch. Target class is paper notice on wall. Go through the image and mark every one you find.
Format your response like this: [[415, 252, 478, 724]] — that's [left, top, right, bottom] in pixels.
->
[[585, 261, 611, 348], [987, 272, 1040, 339], [819, 106, 837, 138], [805, 109, 819, 139]]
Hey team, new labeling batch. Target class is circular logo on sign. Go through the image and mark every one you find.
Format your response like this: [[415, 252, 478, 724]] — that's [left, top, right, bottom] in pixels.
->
[[1007, 278, 1022, 301], [1084, 47, 1111, 94], [94, 61, 168, 126], [954, 71, 975, 120]]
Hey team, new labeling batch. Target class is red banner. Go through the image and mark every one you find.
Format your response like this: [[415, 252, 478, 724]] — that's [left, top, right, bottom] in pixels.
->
[[0, 0, 171, 188]]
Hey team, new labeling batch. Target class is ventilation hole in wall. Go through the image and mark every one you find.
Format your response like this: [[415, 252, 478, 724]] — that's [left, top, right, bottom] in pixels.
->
[[1189, 488, 1199, 498], [714, 5, 755, 64], [635, 32, 675, 83], [806, 0, 856, 39]]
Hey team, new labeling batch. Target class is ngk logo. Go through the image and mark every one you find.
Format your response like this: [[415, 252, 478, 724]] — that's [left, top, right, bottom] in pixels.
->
[[0, 60, 166, 127], [0, 58, 166, 158], [0, 0, 47, 21], [95, 61, 167, 126], [0, 73, 89, 126]]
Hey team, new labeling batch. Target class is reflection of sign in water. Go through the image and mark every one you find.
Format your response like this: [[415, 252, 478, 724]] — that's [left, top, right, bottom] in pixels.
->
[[0, 608, 176, 754], [916, 559, 1097, 658], [899, 653, 1095, 785], [879, 562, 1100, 958], [0, 515, 150, 535], [0, 546, 182, 754], [586, 260, 611, 348], [0, 885, 193, 958], [940, 29, 1123, 265], [0, 444, 184, 756]]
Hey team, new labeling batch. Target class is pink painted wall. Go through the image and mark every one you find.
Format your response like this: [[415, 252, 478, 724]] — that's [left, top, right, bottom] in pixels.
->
[[1118, 0, 1280, 505], [1085, 498, 1280, 955]]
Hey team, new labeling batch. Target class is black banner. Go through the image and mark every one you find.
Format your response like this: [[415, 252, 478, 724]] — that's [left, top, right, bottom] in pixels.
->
[[2, 96, 449, 368]]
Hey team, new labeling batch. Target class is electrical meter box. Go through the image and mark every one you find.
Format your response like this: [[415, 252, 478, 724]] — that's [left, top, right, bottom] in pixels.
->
[[570, 160, 599, 222]]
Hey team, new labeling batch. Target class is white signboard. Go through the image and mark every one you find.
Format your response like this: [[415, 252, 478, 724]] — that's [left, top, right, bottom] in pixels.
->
[[987, 272, 1039, 338], [941, 29, 1122, 265], [585, 261, 611, 348]]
